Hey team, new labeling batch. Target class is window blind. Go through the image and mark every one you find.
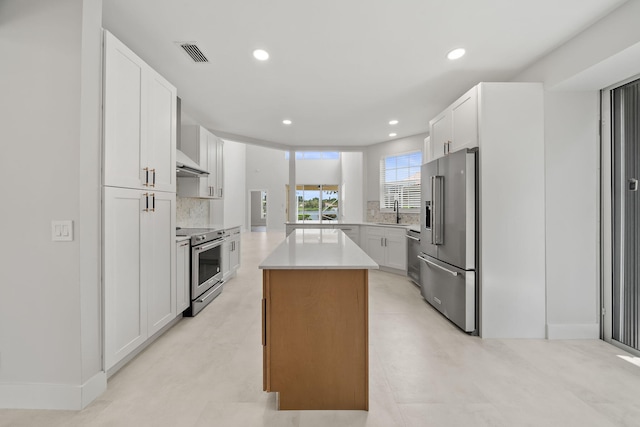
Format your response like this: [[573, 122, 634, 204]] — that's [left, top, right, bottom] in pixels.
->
[[379, 151, 422, 210]]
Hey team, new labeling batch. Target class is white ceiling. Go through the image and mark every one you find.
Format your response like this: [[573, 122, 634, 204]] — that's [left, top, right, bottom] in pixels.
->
[[102, 0, 625, 149]]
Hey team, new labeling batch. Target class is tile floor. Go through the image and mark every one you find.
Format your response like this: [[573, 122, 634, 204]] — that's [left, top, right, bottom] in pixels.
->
[[2, 231, 640, 426]]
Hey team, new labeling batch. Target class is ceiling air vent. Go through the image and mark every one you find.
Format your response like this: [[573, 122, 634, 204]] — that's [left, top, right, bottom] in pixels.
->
[[179, 42, 209, 63]]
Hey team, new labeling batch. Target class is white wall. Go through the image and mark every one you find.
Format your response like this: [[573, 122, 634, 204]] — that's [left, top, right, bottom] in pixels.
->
[[246, 145, 289, 231], [364, 134, 427, 202], [221, 139, 247, 230], [0, 0, 105, 409], [341, 152, 364, 223], [512, 0, 640, 339], [295, 158, 341, 184]]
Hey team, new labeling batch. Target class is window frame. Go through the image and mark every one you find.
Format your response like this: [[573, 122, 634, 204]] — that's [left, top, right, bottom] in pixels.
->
[[379, 150, 422, 213]]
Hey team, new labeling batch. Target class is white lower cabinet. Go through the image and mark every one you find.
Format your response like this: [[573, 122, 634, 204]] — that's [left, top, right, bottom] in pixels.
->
[[333, 225, 360, 247], [364, 226, 407, 271], [104, 187, 176, 370], [176, 239, 190, 314], [223, 227, 241, 281]]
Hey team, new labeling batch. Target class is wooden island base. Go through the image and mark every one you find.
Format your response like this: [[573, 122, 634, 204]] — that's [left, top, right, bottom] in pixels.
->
[[262, 268, 369, 410]]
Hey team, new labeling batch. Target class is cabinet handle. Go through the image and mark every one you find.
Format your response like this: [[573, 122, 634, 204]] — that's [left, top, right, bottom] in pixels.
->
[[219, 188, 223, 197], [262, 298, 267, 346], [150, 193, 155, 212], [143, 168, 149, 186], [150, 169, 156, 187], [143, 193, 149, 212]]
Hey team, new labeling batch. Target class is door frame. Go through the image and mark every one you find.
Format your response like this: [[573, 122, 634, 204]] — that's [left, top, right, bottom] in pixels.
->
[[248, 189, 268, 231]]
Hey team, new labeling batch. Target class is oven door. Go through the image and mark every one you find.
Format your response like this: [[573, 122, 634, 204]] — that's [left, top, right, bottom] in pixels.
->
[[192, 238, 224, 299]]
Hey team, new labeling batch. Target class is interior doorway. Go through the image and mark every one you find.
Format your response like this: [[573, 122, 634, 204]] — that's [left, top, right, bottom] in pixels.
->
[[250, 190, 267, 232]]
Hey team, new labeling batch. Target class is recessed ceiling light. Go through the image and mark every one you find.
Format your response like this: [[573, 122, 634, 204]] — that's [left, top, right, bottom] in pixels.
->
[[447, 48, 466, 60], [282, 119, 292, 125], [253, 49, 269, 61], [389, 133, 397, 137], [389, 120, 399, 125]]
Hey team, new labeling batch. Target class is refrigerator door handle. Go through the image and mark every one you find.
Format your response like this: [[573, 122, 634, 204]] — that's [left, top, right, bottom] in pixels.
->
[[432, 175, 444, 245], [430, 176, 435, 244], [418, 255, 458, 276]]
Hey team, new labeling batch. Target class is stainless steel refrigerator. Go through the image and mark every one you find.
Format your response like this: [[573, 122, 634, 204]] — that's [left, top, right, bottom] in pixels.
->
[[419, 148, 478, 333]]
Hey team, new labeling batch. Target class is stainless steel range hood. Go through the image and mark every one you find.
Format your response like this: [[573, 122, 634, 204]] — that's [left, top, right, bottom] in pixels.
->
[[176, 149, 209, 177]]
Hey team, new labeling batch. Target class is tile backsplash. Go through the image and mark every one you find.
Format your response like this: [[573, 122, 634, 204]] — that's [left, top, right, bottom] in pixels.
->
[[176, 197, 210, 227], [366, 200, 419, 225]]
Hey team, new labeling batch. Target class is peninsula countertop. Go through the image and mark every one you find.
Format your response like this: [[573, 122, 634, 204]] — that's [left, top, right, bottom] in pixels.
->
[[259, 228, 379, 270]]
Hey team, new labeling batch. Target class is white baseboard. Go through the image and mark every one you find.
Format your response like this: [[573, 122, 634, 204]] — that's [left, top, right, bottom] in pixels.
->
[[546, 323, 599, 339], [0, 371, 106, 410]]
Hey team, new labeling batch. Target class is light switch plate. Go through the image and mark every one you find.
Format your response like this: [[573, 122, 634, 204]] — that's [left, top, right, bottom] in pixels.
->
[[51, 220, 73, 241]]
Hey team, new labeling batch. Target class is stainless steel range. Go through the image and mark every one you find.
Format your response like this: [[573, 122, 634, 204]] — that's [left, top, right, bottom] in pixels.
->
[[176, 227, 225, 316]]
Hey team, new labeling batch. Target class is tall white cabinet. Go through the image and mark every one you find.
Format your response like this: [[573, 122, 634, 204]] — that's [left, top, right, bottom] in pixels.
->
[[427, 82, 545, 339], [102, 30, 177, 371]]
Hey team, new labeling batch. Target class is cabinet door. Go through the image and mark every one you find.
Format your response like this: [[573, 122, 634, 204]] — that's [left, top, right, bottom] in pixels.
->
[[104, 187, 147, 370], [103, 32, 146, 190], [215, 138, 224, 198], [384, 228, 408, 271], [364, 227, 385, 265], [429, 110, 452, 161], [222, 240, 231, 281], [146, 70, 177, 193], [423, 136, 432, 163], [176, 240, 190, 313], [451, 86, 478, 152], [230, 234, 241, 271], [206, 132, 217, 197], [146, 191, 176, 337]]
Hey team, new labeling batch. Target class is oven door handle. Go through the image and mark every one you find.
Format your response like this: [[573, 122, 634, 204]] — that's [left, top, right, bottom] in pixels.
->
[[194, 239, 223, 252]]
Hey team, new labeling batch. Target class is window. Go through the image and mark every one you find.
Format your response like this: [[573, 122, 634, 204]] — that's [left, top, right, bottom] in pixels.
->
[[285, 151, 340, 160], [296, 184, 339, 222], [380, 151, 422, 210]]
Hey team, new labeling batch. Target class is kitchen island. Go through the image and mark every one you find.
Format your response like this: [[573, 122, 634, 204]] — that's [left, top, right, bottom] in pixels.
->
[[259, 228, 378, 410]]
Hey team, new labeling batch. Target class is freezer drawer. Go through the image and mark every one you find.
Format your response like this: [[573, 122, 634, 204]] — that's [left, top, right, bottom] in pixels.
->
[[418, 254, 475, 333]]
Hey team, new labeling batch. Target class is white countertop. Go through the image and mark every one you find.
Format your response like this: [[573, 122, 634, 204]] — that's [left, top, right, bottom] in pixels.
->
[[176, 236, 191, 242], [259, 228, 379, 270], [285, 221, 417, 229]]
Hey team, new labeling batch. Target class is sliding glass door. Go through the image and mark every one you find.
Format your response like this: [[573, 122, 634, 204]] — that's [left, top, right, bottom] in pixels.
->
[[611, 78, 640, 351]]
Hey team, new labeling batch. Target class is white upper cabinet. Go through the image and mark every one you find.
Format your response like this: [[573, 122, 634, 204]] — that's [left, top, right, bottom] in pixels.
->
[[146, 71, 177, 192], [429, 86, 478, 160], [429, 110, 452, 160], [103, 30, 176, 192], [178, 125, 223, 199], [450, 86, 478, 153]]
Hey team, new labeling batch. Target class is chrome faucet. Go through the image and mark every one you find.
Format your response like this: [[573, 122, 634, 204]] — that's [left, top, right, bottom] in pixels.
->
[[394, 200, 400, 224]]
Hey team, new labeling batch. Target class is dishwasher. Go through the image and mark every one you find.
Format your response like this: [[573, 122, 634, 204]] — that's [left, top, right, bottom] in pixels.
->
[[406, 228, 421, 286]]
